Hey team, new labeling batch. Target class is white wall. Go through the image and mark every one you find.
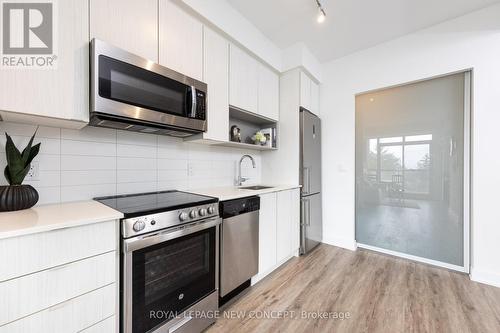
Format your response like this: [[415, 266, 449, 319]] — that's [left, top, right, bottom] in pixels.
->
[[0, 122, 261, 205], [320, 4, 500, 287]]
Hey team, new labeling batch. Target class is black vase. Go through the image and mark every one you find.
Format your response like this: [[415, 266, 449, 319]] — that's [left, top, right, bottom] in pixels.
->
[[0, 185, 39, 212]]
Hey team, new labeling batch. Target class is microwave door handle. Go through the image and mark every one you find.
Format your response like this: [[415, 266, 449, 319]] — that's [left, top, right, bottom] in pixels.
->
[[190, 86, 197, 118]]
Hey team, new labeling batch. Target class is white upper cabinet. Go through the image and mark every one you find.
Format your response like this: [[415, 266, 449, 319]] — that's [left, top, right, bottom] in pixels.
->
[[300, 71, 320, 115], [229, 44, 259, 113], [311, 80, 320, 115], [0, 0, 89, 127], [258, 64, 280, 121], [202, 27, 229, 142], [90, 0, 158, 62], [300, 71, 312, 111], [159, 0, 203, 81]]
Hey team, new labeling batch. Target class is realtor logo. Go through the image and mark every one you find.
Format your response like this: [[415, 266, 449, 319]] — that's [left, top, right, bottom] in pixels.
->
[[1, 0, 57, 68]]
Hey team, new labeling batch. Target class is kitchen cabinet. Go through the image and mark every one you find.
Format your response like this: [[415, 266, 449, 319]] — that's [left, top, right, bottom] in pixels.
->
[[90, 0, 158, 62], [159, 0, 203, 81], [254, 188, 300, 283], [258, 64, 280, 121], [276, 190, 293, 262], [311, 80, 320, 115], [290, 188, 301, 253], [0, 220, 118, 332], [300, 71, 312, 111], [229, 44, 259, 113], [300, 71, 320, 115], [0, 0, 89, 127], [196, 27, 229, 142], [277, 188, 301, 262], [258, 192, 277, 276]]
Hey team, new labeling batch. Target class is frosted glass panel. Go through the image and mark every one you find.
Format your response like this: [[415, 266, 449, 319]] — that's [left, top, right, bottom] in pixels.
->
[[355, 73, 467, 267]]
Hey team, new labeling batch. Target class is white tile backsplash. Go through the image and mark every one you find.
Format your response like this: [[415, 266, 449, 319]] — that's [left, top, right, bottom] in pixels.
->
[[0, 122, 262, 205]]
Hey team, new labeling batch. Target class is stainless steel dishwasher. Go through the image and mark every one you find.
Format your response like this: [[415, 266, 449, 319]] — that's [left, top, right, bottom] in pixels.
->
[[219, 196, 260, 305]]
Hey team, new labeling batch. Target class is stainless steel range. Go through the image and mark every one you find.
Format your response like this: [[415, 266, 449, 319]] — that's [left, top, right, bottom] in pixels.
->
[[95, 190, 220, 333]]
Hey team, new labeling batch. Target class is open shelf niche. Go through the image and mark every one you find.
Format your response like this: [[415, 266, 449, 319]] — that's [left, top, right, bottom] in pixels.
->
[[223, 106, 278, 151]]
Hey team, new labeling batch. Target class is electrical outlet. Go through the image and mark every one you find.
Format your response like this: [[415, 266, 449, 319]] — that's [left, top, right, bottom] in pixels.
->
[[25, 161, 40, 181]]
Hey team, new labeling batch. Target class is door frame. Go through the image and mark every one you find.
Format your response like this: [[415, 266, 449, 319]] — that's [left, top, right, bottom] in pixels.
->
[[354, 70, 472, 273]]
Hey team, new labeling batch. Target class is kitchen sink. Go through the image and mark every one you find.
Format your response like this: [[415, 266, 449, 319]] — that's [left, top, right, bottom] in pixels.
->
[[239, 185, 274, 190]]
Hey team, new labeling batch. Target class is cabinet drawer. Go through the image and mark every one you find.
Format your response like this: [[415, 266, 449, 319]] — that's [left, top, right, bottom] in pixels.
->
[[0, 220, 116, 282], [0, 284, 115, 333], [80, 315, 116, 333], [0, 252, 115, 326]]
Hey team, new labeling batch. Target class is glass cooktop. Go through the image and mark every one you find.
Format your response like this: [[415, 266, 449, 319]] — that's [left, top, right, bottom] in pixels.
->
[[94, 190, 218, 218]]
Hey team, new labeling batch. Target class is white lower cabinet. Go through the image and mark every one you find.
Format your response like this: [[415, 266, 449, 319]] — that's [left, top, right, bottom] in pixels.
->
[[254, 189, 300, 283], [258, 193, 277, 276], [80, 315, 116, 333], [0, 284, 115, 333], [277, 190, 293, 262], [0, 221, 119, 332]]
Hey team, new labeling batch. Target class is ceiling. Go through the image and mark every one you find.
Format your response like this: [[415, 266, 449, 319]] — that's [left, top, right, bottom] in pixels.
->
[[227, 0, 500, 62]]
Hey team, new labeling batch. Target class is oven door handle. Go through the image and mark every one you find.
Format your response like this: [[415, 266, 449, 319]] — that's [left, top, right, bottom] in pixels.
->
[[123, 217, 221, 253]]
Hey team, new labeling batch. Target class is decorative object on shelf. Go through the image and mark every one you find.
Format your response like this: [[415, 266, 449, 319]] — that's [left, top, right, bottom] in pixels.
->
[[261, 128, 277, 148], [251, 131, 267, 146], [0, 129, 40, 212], [230, 125, 241, 142]]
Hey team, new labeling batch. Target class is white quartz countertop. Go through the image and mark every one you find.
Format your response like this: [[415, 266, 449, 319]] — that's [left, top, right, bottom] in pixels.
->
[[191, 184, 301, 201], [0, 201, 123, 240]]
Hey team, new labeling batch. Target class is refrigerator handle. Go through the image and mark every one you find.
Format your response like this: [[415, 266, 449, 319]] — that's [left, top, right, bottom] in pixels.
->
[[303, 167, 311, 195], [307, 199, 311, 226]]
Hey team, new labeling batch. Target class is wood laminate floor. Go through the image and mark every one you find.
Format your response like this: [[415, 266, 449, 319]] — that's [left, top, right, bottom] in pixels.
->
[[207, 244, 500, 333]]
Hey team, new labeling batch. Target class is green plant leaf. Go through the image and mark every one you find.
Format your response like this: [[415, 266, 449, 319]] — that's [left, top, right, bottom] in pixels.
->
[[4, 166, 12, 185], [5, 133, 24, 183], [21, 127, 38, 165], [11, 164, 30, 185], [25, 143, 40, 166]]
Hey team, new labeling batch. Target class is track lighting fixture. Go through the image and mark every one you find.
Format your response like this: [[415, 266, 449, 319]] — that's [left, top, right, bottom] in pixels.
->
[[315, 0, 326, 23]]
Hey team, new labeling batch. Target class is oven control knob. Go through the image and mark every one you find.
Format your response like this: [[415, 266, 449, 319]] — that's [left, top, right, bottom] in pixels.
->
[[189, 210, 198, 218], [133, 220, 146, 232], [207, 206, 215, 214], [179, 212, 188, 221], [198, 208, 207, 216]]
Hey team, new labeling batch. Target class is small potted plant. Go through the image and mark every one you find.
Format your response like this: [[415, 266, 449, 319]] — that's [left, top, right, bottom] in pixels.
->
[[0, 130, 40, 212], [252, 131, 267, 146]]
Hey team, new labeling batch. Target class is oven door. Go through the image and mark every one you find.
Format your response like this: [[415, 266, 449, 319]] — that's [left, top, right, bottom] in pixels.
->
[[91, 39, 207, 132], [122, 217, 220, 333]]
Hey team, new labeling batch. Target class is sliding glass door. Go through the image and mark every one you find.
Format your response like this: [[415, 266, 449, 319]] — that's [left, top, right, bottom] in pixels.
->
[[355, 72, 470, 271]]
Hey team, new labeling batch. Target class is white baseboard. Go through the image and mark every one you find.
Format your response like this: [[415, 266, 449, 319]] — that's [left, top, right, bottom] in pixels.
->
[[470, 268, 500, 288], [322, 236, 357, 251], [251, 254, 294, 285]]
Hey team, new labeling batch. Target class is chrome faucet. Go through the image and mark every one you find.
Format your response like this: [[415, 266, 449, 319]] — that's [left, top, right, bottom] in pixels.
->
[[237, 155, 256, 186]]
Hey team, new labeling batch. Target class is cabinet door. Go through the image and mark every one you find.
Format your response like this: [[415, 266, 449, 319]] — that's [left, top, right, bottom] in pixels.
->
[[290, 188, 301, 254], [90, 0, 158, 62], [276, 190, 292, 263], [300, 71, 312, 111], [258, 64, 280, 121], [258, 193, 277, 275], [0, 0, 89, 124], [311, 81, 320, 115], [229, 44, 259, 113], [203, 27, 229, 142], [159, 0, 203, 81]]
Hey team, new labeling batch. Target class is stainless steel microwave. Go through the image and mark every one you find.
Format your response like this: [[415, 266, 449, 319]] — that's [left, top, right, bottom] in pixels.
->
[[90, 39, 207, 137]]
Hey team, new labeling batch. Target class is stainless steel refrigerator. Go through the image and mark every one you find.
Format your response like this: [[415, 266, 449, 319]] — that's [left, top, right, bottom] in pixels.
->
[[299, 108, 323, 255]]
